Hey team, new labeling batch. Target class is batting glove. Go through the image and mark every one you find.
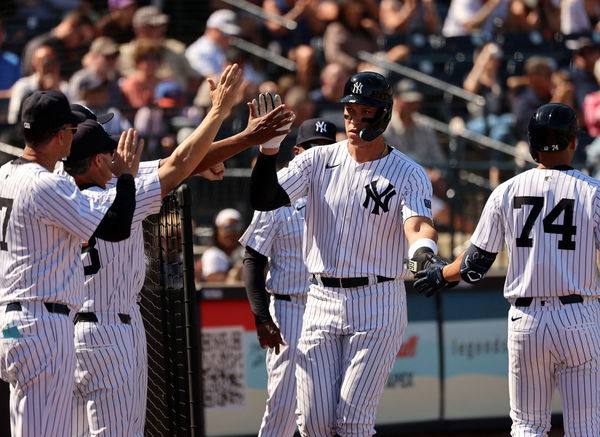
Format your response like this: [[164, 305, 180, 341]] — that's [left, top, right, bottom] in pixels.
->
[[412, 254, 459, 297], [252, 93, 293, 149]]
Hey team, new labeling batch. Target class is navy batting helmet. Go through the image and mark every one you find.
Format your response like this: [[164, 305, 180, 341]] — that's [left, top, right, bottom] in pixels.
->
[[340, 71, 393, 141], [528, 103, 577, 162]]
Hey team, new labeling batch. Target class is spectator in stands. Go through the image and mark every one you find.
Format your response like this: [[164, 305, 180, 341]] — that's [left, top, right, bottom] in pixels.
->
[[8, 45, 67, 124], [568, 37, 600, 113], [384, 79, 445, 166], [120, 39, 163, 109], [68, 37, 124, 113], [201, 208, 245, 283], [463, 42, 514, 144], [583, 59, 600, 140], [262, 0, 322, 89], [21, 10, 95, 80], [323, 0, 409, 72], [96, 0, 137, 44], [442, 0, 509, 37], [511, 56, 561, 143], [118, 5, 200, 93], [309, 62, 351, 132], [584, 59, 600, 178], [185, 9, 241, 82], [561, 0, 592, 34], [0, 19, 20, 104], [379, 0, 441, 34]]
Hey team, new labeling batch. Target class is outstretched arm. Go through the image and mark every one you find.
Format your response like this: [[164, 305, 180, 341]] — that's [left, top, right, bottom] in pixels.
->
[[157, 64, 243, 198], [191, 100, 295, 173]]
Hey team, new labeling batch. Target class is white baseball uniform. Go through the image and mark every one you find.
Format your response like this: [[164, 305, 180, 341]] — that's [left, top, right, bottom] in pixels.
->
[[0, 159, 116, 437], [70, 161, 162, 437], [239, 197, 309, 437], [471, 167, 600, 436], [275, 140, 433, 437]]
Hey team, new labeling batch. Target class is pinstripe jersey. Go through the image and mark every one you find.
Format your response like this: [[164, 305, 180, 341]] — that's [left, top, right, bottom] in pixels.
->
[[239, 198, 308, 295], [471, 167, 600, 298], [277, 140, 433, 278], [80, 160, 162, 312], [0, 159, 114, 308]]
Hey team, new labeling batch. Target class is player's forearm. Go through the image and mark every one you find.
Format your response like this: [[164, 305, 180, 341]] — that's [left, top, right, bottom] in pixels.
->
[[93, 174, 136, 242], [191, 132, 254, 174], [250, 152, 290, 211], [158, 109, 228, 197], [242, 247, 273, 325], [442, 255, 463, 283]]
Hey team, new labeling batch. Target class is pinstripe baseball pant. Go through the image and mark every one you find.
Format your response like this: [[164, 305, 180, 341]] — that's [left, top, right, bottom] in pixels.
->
[[72, 313, 136, 437], [259, 292, 308, 437], [296, 280, 407, 437], [508, 297, 600, 437], [0, 302, 75, 437], [130, 304, 147, 437]]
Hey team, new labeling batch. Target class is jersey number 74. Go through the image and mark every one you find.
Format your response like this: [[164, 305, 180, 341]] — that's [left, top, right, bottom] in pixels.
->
[[514, 196, 576, 250]]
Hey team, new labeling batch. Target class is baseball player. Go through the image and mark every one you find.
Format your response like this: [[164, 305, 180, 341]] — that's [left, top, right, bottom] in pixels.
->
[[413, 103, 600, 436], [250, 72, 440, 437], [240, 117, 337, 437], [62, 64, 296, 436], [0, 90, 140, 437]]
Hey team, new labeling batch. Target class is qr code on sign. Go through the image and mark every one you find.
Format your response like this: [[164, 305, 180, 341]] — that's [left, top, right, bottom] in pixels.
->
[[202, 326, 245, 409]]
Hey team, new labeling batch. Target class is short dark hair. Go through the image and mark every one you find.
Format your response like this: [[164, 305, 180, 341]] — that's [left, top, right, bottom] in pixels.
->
[[23, 126, 60, 148], [63, 155, 94, 176]]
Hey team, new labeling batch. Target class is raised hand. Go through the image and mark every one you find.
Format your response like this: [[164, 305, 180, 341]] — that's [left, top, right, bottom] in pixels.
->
[[243, 95, 295, 147], [207, 63, 244, 119], [251, 92, 295, 150], [111, 128, 144, 177]]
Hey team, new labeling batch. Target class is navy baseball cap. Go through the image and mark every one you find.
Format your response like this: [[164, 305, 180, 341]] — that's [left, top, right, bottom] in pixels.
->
[[66, 120, 118, 162], [71, 103, 114, 125], [296, 118, 337, 147], [21, 90, 86, 133]]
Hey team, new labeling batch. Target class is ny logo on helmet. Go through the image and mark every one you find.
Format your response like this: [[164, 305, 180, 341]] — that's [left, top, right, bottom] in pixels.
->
[[315, 121, 327, 133], [352, 82, 363, 94], [363, 180, 396, 215]]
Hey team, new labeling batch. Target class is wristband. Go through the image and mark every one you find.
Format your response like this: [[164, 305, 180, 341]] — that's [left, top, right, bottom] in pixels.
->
[[408, 238, 438, 259]]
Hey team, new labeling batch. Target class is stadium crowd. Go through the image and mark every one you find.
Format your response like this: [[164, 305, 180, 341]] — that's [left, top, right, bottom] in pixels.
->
[[0, 0, 600, 281]]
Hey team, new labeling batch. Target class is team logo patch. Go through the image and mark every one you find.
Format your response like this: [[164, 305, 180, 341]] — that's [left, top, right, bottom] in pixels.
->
[[424, 199, 431, 209], [363, 180, 396, 215], [352, 82, 363, 94], [315, 121, 327, 133]]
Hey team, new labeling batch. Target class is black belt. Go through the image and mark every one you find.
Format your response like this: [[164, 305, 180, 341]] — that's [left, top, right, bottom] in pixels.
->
[[514, 294, 584, 307], [74, 312, 131, 324], [311, 274, 394, 289], [5, 302, 70, 315], [273, 294, 291, 301]]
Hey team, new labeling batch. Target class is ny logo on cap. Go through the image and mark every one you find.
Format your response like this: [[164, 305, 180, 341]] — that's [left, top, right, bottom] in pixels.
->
[[353, 82, 363, 94], [315, 121, 327, 133]]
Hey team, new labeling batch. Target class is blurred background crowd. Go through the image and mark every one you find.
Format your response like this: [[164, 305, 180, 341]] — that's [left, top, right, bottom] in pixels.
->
[[0, 0, 599, 283]]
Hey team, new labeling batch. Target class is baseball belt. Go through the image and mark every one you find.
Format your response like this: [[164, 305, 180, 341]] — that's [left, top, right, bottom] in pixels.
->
[[311, 274, 393, 288], [514, 294, 583, 307], [5, 301, 70, 316], [74, 312, 131, 324]]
